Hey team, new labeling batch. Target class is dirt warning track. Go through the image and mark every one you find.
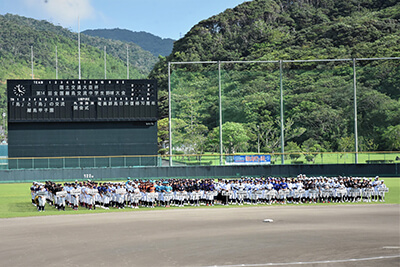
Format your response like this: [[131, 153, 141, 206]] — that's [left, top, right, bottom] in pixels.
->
[[0, 204, 399, 267]]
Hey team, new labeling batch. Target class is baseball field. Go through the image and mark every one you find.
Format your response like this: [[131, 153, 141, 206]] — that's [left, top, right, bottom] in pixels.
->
[[0, 178, 399, 218], [0, 178, 399, 267]]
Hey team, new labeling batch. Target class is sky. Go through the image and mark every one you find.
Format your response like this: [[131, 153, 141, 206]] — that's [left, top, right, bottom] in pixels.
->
[[0, 0, 248, 40]]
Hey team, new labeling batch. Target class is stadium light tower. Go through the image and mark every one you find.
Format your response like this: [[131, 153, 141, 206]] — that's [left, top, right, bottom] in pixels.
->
[[353, 58, 358, 164], [31, 46, 34, 79], [78, 16, 81, 79], [55, 45, 58, 79], [279, 60, 285, 164], [127, 45, 129, 79]]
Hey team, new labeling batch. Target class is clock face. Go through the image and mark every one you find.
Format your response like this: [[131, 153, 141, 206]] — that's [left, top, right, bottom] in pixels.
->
[[13, 84, 26, 97]]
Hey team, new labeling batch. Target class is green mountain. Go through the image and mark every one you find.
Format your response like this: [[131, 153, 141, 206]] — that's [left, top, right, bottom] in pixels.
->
[[150, 0, 400, 154], [82, 28, 175, 57], [0, 14, 159, 140], [1, 14, 158, 75]]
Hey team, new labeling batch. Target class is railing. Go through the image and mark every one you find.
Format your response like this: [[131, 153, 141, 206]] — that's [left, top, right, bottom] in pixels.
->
[[1, 151, 399, 170], [3, 155, 160, 170]]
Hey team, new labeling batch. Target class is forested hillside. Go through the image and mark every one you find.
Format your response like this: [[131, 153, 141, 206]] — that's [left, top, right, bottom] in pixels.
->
[[0, 14, 158, 140], [150, 0, 400, 154], [83, 28, 175, 57], [1, 14, 158, 74]]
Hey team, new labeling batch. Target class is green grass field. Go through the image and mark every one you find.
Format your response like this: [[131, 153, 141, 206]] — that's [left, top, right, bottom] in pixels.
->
[[0, 178, 398, 218], [169, 152, 400, 165]]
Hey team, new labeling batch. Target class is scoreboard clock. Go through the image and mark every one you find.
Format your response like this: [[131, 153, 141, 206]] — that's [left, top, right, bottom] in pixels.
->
[[13, 84, 26, 97], [7, 79, 158, 122]]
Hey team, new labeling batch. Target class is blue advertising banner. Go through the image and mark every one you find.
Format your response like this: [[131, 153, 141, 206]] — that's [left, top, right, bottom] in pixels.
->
[[227, 155, 271, 164]]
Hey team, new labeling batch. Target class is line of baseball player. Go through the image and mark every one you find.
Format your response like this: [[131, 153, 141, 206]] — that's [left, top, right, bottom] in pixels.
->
[[30, 175, 389, 212]]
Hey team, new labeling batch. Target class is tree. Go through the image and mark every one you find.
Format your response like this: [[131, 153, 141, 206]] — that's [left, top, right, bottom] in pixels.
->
[[301, 138, 324, 163], [338, 135, 355, 153], [170, 118, 188, 154], [382, 125, 400, 151], [208, 122, 250, 154], [157, 118, 169, 155], [359, 136, 379, 152], [257, 118, 306, 153], [338, 134, 355, 162], [185, 124, 209, 160], [285, 141, 301, 161]]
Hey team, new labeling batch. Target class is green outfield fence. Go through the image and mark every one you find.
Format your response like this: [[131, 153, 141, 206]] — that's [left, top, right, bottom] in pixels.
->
[[0, 163, 399, 183], [0, 151, 399, 170]]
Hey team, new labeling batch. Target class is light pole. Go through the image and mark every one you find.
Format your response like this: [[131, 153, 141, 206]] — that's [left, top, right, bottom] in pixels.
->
[[257, 125, 260, 154]]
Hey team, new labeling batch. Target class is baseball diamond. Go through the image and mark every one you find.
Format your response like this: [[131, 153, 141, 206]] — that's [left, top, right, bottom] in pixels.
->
[[0, 176, 397, 267]]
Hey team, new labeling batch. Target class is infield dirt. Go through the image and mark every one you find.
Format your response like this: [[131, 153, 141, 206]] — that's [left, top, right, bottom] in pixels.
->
[[0, 204, 399, 267]]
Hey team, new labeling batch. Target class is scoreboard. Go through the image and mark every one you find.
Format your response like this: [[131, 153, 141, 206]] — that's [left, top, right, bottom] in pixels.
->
[[7, 79, 157, 122], [7, 79, 158, 165]]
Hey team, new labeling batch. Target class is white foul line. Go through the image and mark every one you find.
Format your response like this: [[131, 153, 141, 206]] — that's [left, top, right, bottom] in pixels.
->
[[205, 255, 400, 267]]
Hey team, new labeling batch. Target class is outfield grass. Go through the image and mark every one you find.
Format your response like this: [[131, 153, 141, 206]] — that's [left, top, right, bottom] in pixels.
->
[[169, 152, 400, 165], [0, 178, 398, 218]]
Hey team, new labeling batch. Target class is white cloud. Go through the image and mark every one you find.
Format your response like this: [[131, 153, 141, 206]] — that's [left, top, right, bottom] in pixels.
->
[[25, 0, 95, 27]]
